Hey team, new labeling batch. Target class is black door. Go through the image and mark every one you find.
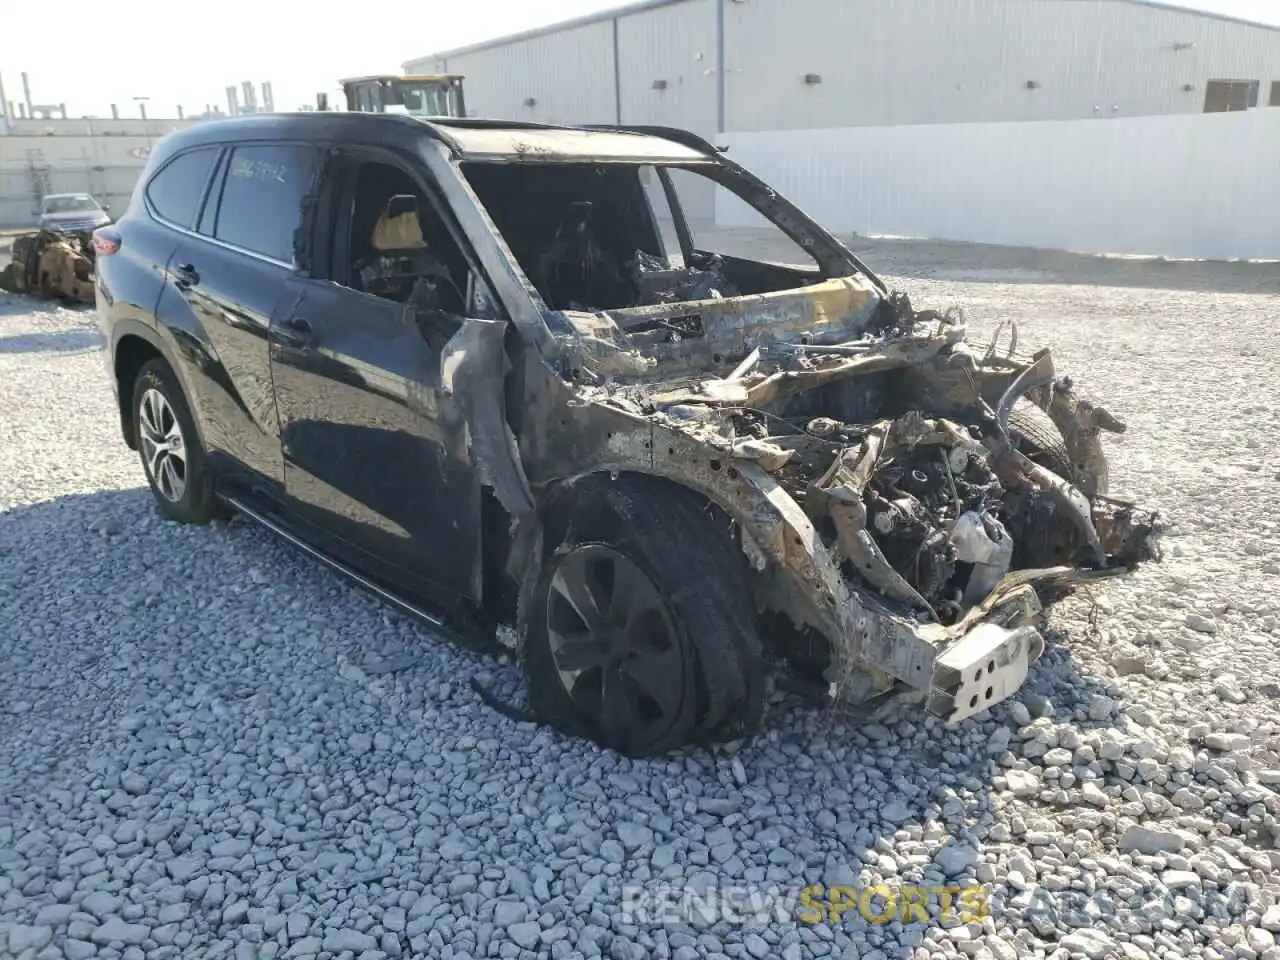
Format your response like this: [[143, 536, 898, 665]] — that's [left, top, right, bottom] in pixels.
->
[[269, 151, 483, 604], [160, 141, 326, 488]]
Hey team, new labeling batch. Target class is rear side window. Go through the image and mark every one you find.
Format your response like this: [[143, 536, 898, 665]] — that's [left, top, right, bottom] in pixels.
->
[[145, 148, 219, 228], [211, 144, 320, 265]]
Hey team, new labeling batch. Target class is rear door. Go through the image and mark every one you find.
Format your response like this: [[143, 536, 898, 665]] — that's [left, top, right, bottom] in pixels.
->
[[160, 141, 323, 488], [268, 146, 486, 605], [99, 145, 218, 353]]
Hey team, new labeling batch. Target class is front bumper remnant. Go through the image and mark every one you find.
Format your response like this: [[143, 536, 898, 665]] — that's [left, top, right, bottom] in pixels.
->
[[927, 622, 1045, 723]]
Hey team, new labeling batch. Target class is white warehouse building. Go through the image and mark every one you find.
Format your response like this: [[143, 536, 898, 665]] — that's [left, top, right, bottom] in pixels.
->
[[406, 0, 1280, 134], [406, 0, 1280, 261]]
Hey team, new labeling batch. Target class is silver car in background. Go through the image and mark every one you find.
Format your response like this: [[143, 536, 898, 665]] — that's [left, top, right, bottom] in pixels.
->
[[37, 193, 112, 235]]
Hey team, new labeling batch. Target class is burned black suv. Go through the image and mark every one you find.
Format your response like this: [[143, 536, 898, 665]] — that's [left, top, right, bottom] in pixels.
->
[[95, 113, 1157, 755]]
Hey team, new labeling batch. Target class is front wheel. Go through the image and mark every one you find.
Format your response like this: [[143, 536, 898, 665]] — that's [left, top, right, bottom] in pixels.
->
[[521, 475, 765, 757], [132, 359, 219, 524]]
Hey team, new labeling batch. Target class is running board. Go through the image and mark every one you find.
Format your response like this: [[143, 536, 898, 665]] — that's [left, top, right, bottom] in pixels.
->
[[221, 494, 450, 631]]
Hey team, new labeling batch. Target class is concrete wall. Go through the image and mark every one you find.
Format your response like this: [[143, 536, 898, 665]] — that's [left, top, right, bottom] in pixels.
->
[[407, 0, 1280, 132], [0, 119, 205, 227], [5, 118, 199, 138], [0, 135, 157, 227], [715, 110, 1280, 261]]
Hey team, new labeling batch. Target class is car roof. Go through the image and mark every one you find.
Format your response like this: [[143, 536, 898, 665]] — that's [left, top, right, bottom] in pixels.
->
[[434, 122, 709, 162], [149, 113, 719, 166], [44, 192, 95, 200]]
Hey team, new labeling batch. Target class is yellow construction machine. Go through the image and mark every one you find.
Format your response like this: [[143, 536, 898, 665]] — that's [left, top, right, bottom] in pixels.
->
[[317, 75, 466, 118]]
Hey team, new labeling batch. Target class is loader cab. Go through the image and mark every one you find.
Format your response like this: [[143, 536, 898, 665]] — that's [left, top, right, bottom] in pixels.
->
[[339, 74, 466, 118]]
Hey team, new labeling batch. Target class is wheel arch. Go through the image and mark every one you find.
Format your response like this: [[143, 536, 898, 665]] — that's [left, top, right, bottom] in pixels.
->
[[508, 463, 841, 649], [110, 320, 196, 451], [515, 468, 768, 750]]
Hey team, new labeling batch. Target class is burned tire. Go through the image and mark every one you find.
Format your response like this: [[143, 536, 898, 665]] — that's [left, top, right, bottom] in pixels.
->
[[1007, 399, 1072, 477], [521, 475, 764, 756], [132, 359, 219, 524]]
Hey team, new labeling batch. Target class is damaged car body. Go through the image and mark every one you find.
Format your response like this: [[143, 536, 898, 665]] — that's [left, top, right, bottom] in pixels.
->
[[0, 228, 97, 303], [98, 113, 1159, 757]]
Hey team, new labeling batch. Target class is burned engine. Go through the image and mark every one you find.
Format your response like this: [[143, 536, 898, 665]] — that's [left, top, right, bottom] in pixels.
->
[[710, 326, 1160, 634], [866, 437, 988, 620]]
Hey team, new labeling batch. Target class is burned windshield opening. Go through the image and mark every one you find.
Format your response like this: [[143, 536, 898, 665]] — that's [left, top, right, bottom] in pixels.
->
[[461, 160, 826, 313]]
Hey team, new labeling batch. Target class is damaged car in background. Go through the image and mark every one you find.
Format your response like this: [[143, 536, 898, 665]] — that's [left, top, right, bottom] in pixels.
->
[[97, 113, 1160, 758], [0, 228, 97, 303]]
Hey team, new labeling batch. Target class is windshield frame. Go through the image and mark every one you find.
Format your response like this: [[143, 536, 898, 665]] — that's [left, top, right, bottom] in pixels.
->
[[455, 155, 880, 306]]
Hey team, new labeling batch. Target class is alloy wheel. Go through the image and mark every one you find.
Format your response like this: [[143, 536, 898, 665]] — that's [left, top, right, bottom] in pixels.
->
[[546, 543, 685, 748], [138, 387, 187, 503]]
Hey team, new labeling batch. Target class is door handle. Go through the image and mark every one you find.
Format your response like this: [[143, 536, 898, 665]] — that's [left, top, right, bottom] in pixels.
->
[[173, 263, 199, 289], [278, 316, 314, 347]]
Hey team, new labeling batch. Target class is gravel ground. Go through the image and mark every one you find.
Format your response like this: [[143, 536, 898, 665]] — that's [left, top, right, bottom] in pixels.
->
[[2, 244, 1279, 960]]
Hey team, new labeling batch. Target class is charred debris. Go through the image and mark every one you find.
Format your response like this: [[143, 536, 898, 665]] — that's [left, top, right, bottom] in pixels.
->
[[0, 229, 96, 304], [425, 143, 1159, 731], [536, 253, 1159, 654]]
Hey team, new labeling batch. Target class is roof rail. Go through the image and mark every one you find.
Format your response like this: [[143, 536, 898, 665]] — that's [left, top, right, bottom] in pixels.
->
[[580, 123, 723, 155]]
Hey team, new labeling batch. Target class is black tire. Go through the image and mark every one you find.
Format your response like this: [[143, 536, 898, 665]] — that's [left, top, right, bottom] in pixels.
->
[[132, 359, 219, 524], [521, 475, 765, 757], [1007, 398, 1072, 477]]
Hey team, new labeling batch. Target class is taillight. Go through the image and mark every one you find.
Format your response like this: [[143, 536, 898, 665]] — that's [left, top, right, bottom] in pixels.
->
[[92, 227, 121, 256]]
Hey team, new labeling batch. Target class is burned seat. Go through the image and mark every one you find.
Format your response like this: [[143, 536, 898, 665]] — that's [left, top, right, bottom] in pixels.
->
[[357, 194, 460, 310]]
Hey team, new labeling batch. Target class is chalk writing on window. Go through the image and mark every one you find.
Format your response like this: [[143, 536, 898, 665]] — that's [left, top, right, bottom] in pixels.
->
[[230, 157, 287, 184]]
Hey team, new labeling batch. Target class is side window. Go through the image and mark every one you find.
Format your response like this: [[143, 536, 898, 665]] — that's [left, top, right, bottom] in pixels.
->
[[663, 167, 819, 271], [212, 144, 320, 264], [337, 159, 472, 316], [1203, 79, 1260, 113], [145, 148, 219, 228]]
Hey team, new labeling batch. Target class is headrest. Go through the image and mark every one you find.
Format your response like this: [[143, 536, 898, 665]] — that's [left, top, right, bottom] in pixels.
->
[[371, 205, 426, 251]]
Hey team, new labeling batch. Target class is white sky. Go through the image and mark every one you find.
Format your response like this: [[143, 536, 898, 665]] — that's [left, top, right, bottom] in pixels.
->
[[1, 0, 1276, 119]]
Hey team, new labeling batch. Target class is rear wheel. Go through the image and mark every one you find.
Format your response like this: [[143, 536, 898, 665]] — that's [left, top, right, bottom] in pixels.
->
[[132, 359, 219, 524], [521, 475, 764, 756]]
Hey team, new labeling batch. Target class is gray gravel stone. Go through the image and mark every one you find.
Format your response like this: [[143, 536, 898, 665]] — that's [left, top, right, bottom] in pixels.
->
[[211, 838, 251, 858], [1203, 732, 1250, 752], [2, 254, 1277, 960], [80, 892, 122, 919], [165, 858, 201, 882], [285, 936, 322, 957], [7, 925, 54, 953], [323, 929, 377, 952], [1184, 614, 1218, 635], [493, 901, 527, 926], [508, 922, 541, 949], [1119, 825, 1186, 855], [617, 822, 654, 850], [91, 917, 149, 945]]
